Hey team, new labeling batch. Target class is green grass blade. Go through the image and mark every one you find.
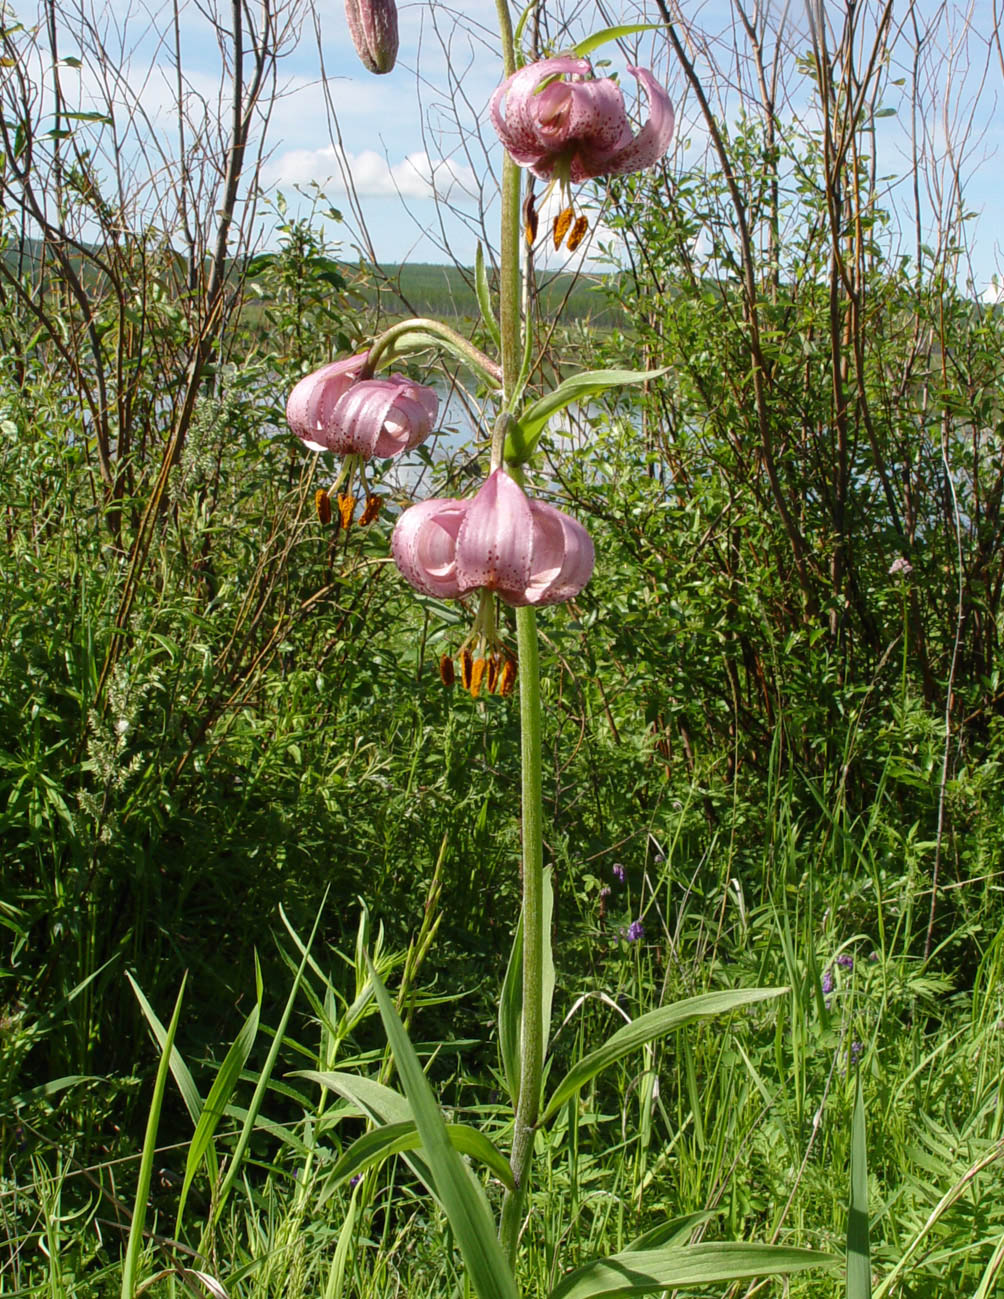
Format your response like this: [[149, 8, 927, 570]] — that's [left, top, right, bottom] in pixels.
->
[[543, 987, 786, 1121], [121, 974, 186, 1299], [624, 1212, 718, 1252], [847, 1077, 871, 1298], [549, 1243, 839, 1299], [176, 996, 261, 1229], [9, 1075, 97, 1111], [128, 971, 203, 1129], [323, 1182, 359, 1299], [973, 1231, 1004, 1299], [365, 954, 519, 1299], [211, 898, 326, 1223], [327, 1118, 515, 1193]]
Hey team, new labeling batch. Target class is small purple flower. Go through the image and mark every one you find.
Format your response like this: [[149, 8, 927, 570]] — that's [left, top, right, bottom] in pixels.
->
[[599, 885, 611, 899], [888, 556, 913, 578], [821, 968, 834, 995], [612, 863, 626, 883], [836, 953, 854, 970], [626, 919, 644, 943], [349, 1173, 363, 1188], [850, 1041, 864, 1065]]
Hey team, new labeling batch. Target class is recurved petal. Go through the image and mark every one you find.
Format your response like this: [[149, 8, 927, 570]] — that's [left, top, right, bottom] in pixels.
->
[[558, 76, 632, 158], [583, 66, 674, 179], [372, 376, 439, 457], [490, 57, 592, 161], [286, 354, 368, 451], [331, 376, 438, 459], [391, 497, 467, 598], [455, 469, 533, 602], [520, 501, 595, 606], [331, 380, 402, 458]]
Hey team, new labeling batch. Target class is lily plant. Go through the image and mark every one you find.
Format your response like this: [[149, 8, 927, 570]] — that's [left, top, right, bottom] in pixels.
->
[[285, 3, 840, 1298]]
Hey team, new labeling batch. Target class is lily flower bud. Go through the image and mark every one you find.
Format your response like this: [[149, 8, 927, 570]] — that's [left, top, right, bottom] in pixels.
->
[[344, 0, 399, 75]]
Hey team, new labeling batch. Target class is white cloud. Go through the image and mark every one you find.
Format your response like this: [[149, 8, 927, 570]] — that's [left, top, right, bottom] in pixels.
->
[[262, 146, 478, 200]]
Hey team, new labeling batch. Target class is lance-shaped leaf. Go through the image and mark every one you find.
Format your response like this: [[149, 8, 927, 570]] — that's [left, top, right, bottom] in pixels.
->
[[542, 986, 785, 1122], [365, 957, 519, 1299], [623, 1212, 718, 1252], [506, 367, 669, 464], [549, 1243, 838, 1299], [176, 990, 261, 1228], [475, 243, 501, 350], [574, 24, 665, 58], [498, 865, 555, 1108]]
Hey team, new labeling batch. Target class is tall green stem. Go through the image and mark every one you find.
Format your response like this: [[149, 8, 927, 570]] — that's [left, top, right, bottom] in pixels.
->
[[493, 0, 546, 1268], [499, 602, 544, 1265]]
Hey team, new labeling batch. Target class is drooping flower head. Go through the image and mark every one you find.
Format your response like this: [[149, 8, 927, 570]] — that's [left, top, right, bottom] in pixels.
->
[[391, 469, 594, 695], [491, 57, 674, 251], [287, 356, 438, 458], [392, 468, 594, 607], [344, 0, 399, 75], [287, 354, 438, 530]]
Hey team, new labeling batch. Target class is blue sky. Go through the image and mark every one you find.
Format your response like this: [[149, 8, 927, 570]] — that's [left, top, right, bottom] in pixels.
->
[[46, 0, 1004, 291], [257, 0, 1004, 293]]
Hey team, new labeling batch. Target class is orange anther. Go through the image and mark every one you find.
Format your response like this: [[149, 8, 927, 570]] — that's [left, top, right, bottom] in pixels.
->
[[553, 206, 574, 249], [566, 214, 589, 252], [337, 493, 356, 529], [459, 648, 474, 692], [498, 656, 517, 697], [359, 494, 382, 526]]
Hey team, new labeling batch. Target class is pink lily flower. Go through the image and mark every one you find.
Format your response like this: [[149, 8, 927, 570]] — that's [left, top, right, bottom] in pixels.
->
[[391, 469, 594, 608], [287, 353, 438, 531], [490, 56, 674, 185], [286, 356, 439, 459]]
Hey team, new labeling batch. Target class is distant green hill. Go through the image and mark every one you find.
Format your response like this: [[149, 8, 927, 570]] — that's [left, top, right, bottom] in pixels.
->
[[368, 261, 618, 325], [2, 236, 617, 327]]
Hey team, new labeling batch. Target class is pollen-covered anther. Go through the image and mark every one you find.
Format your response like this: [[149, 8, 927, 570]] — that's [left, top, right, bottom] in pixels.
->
[[566, 214, 589, 252], [359, 494, 382, 526], [337, 493, 356, 529], [524, 191, 539, 246], [553, 206, 574, 249], [439, 654, 455, 688], [498, 655, 517, 697], [459, 647, 474, 692], [486, 654, 500, 694], [469, 657, 487, 698], [315, 489, 333, 525]]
